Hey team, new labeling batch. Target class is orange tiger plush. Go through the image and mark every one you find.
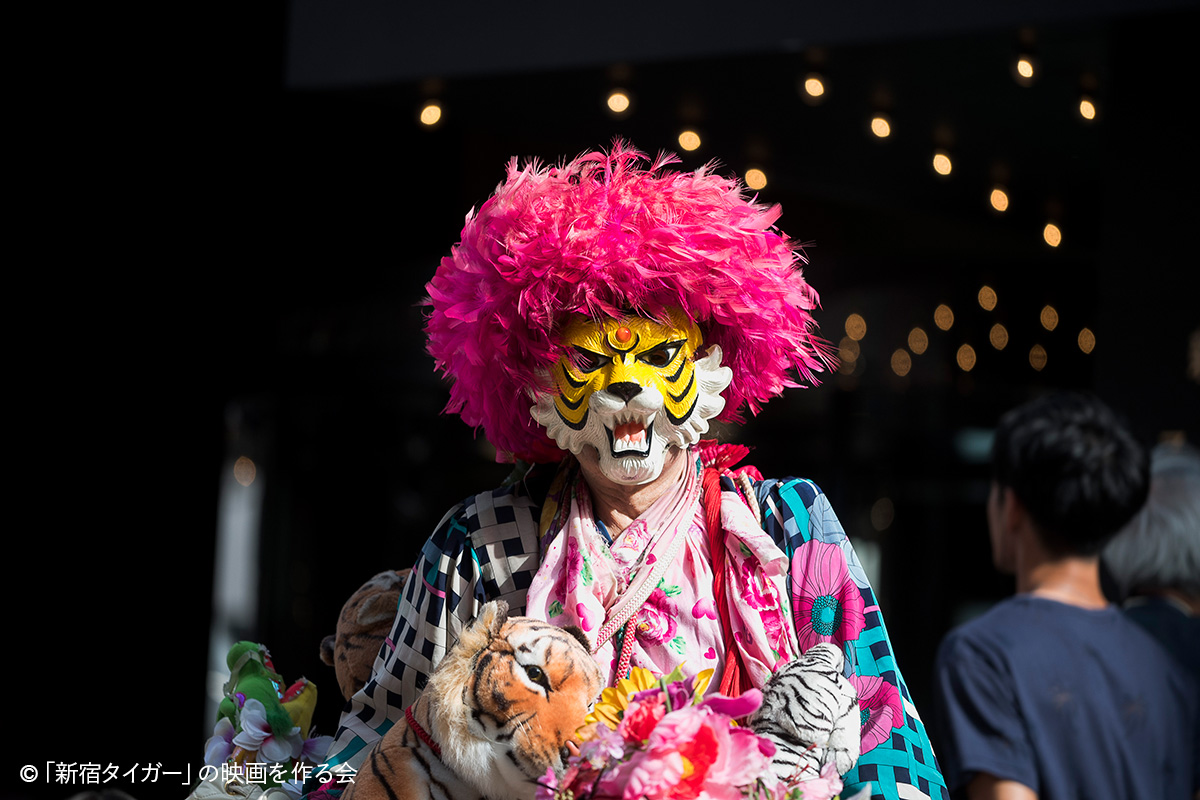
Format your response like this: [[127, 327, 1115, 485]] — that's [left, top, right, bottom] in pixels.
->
[[320, 569, 410, 701], [342, 600, 603, 800]]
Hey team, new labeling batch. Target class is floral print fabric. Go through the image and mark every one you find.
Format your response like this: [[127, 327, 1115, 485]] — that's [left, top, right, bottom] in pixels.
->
[[526, 452, 801, 690]]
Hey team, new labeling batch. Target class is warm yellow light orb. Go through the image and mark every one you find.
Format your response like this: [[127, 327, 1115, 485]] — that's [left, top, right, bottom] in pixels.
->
[[957, 344, 977, 372], [891, 349, 912, 377], [839, 336, 861, 363], [1044, 223, 1062, 247], [607, 91, 631, 114], [1029, 344, 1048, 371], [990, 323, 1009, 350], [934, 304, 954, 331], [871, 116, 891, 138], [744, 168, 767, 191], [678, 130, 701, 151], [990, 187, 1009, 212], [1040, 305, 1059, 331], [419, 103, 442, 126], [1017, 58, 1034, 79], [908, 327, 929, 355], [1078, 328, 1096, 353], [845, 313, 867, 341], [933, 152, 953, 176], [1079, 98, 1096, 120], [804, 75, 825, 97], [978, 286, 998, 311]]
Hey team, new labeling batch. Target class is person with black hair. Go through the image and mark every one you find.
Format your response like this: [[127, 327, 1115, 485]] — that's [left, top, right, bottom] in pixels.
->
[[932, 392, 1199, 800]]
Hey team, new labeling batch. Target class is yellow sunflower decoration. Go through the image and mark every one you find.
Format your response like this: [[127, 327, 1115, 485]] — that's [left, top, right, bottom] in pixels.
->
[[581, 666, 715, 736]]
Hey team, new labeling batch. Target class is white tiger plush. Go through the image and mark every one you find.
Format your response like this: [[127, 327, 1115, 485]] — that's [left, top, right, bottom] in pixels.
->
[[342, 600, 604, 800], [749, 643, 861, 782]]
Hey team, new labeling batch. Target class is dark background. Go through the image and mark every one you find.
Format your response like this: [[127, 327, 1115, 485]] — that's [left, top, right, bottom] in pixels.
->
[[14, 1, 1197, 798]]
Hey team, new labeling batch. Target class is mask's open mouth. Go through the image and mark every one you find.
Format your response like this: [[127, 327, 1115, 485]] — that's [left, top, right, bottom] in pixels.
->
[[606, 414, 654, 458]]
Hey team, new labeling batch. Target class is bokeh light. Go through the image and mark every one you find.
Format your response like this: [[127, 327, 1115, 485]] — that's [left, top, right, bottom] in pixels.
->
[[419, 103, 442, 126], [908, 327, 929, 355], [932, 151, 953, 176], [1040, 305, 1059, 331], [744, 168, 767, 191], [1029, 344, 1048, 371], [990, 187, 1009, 212], [845, 313, 867, 341], [891, 349, 912, 377], [871, 497, 895, 532], [678, 130, 702, 151], [956, 344, 977, 372], [1079, 97, 1096, 120], [1078, 327, 1096, 353], [871, 116, 891, 138], [978, 286, 998, 311], [839, 336, 861, 363], [1044, 223, 1062, 247], [804, 74, 826, 97], [234, 456, 257, 487], [607, 91, 631, 114], [989, 323, 1009, 350], [934, 304, 954, 331]]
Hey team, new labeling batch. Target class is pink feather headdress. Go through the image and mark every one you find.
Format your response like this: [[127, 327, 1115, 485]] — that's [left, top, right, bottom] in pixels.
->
[[425, 141, 835, 463]]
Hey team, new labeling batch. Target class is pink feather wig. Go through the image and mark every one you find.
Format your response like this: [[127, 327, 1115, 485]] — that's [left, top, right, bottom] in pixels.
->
[[424, 141, 836, 464]]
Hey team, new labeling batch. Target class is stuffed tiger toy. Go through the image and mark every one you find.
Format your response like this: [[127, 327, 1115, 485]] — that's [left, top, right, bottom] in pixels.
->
[[320, 569, 410, 701], [749, 642, 861, 782], [342, 600, 604, 800]]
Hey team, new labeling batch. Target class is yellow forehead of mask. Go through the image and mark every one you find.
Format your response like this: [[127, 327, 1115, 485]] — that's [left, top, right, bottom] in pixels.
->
[[559, 311, 702, 355]]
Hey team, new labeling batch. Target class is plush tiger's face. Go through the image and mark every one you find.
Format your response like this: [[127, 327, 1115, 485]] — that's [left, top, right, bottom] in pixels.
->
[[531, 310, 733, 484], [426, 601, 604, 798]]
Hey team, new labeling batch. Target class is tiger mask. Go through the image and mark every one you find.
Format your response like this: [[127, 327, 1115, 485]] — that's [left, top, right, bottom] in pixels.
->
[[343, 600, 603, 800]]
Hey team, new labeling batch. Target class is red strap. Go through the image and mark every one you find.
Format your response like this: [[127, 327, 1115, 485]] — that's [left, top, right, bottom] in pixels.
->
[[703, 468, 754, 698], [405, 705, 442, 759]]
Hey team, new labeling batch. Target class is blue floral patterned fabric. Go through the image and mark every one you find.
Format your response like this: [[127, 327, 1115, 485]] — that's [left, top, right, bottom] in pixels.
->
[[323, 471, 948, 800]]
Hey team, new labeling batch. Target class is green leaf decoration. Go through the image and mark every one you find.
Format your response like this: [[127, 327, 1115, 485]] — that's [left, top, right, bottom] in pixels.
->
[[668, 636, 687, 655], [548, 600, 563, 618]]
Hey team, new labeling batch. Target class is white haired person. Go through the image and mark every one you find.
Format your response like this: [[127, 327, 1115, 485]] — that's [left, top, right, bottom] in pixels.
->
[[320, 143, 949, 799], [1102, 440, 1200, 677]]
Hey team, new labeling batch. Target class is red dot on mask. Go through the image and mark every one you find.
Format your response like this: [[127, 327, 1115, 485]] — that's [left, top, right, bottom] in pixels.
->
[[615, 326, 633, 343]]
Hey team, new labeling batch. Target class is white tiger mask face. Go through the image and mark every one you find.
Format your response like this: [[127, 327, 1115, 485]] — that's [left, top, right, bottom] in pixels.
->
[[530, 311, 733, 485], [424, 601, 604, 799]]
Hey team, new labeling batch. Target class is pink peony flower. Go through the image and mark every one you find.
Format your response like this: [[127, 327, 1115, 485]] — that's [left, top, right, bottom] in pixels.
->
[[849, 673, 905, 754], [792, 540, 866, 651], [635, 588, 679, 646], [620, 692, 669, 745]]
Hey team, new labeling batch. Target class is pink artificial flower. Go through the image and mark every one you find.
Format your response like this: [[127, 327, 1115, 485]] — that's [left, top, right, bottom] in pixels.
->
[[635, 588, 679, 646], [790, 760, 844, 800], [620, 692, 669, 745], [615, 748, 686, 800], [791, 540, 866, 651], [849, 673, 905, 754]]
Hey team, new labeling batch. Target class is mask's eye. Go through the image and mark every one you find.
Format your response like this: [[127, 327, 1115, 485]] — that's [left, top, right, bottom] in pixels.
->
[[572, 347, 610, 373], [639, 342, 682, 369]]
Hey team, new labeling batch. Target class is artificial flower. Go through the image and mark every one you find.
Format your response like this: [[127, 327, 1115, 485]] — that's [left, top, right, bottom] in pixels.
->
[[204, 716, 236, 767], [232, 698, 305, 763]]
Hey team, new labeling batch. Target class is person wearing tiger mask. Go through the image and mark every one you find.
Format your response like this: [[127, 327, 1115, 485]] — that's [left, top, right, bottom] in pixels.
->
[[323, 142, 949, 800]]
